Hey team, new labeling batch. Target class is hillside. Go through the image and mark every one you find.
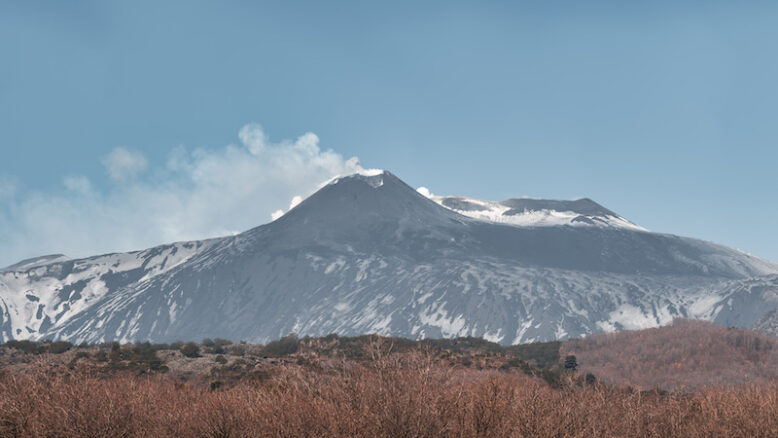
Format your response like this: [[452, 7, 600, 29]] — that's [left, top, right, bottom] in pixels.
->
[[561, 319, 778, 390]]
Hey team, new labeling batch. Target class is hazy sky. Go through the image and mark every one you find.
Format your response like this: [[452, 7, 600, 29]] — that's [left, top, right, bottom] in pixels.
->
[[1, 1, 777, 266]]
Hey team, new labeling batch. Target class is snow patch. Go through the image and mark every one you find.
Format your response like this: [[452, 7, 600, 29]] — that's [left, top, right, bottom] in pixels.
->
[[325, 169, 387, 188], [431, 196, 647, 231], [607, 304, 661, 330], [482, 328, 504, 343], [334, 302, 351, 312], [688, 294, 723, 319], [418, 305, 468, 337]]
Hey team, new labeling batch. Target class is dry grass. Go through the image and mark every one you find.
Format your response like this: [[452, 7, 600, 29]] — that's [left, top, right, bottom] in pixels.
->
[[1, 349, 777, 437]]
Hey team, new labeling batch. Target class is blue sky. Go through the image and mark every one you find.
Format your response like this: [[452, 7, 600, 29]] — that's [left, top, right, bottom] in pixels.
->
[[1, 1, 777, 266]]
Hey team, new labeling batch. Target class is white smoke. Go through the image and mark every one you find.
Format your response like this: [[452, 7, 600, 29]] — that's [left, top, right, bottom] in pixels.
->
[[0, 123, 366, 266]]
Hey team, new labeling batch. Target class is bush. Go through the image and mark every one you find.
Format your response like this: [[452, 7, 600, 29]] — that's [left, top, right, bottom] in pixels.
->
[[205, 345, 226, 355], [68, 351, 92, 368], [2, 357, 778, 437], [95, 343, 168, 373], [47, 341, 73, 354], [93, 350, 108, 362], [181, 342, 200, 358], [500, 357, 531, 372], [508, 341, 562, 369], [109, 347, 122, 363], [261, 334, 299, 357], [5, 340, 44, 354], [214, 355, 228, 364], [203, 338, 232, 354]]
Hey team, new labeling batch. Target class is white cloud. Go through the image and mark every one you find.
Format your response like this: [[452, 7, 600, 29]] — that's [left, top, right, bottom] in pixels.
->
[[238, 123, 269, 154], [416, 187, 434, 198], [101, 147, 148, 181], [63, 175, 92, 195], [289, 195, 303, 210], [0, 176, 17, 201], [269, 194, 304, 221], [0, 124, 366, 266]]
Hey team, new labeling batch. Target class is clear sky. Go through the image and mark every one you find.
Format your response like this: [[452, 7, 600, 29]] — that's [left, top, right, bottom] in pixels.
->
[[1, 1, 777, 266]]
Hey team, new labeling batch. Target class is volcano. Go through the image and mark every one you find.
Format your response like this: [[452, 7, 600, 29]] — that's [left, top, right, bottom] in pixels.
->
[[2, 170, 777, 344]]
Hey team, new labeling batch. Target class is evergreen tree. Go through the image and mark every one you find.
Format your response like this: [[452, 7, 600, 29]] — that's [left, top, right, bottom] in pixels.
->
[[564, 354, 578, 372]]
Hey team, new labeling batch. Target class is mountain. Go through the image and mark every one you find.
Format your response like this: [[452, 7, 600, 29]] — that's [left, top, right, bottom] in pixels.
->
[[2, 171, 778, 344], [429, 196, 646, 231]]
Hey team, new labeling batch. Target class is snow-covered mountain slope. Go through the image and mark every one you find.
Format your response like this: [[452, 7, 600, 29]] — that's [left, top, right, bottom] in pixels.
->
[[1, 171, 777, 344], [1, 254, 70, 272], [430, 196, 647, 231], [0, 241, 216, 341], [754, 306, 778, 337]]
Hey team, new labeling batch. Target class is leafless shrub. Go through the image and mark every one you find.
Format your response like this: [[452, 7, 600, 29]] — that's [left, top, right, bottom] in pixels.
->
[[1, 346, 777, 437], [562, 319, 778, 390]]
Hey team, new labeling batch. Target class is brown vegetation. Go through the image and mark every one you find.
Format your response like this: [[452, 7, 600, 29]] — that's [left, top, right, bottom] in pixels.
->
[[562, 319, 778, 390], [0, 334, 562, 385], [2, 326, 778, 436], [1, 349, 777, 437]]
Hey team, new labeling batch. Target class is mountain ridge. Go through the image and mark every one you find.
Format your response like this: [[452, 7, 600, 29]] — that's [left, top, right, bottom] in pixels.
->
[[430, 194, 648, 231], [1, 170, 777, 344]]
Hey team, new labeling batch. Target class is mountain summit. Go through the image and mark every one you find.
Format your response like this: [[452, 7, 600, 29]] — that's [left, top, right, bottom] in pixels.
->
[[1, 171, 777, 344]]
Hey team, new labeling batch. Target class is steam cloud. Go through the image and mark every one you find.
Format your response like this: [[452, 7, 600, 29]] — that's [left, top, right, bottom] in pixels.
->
[[0, 124, 366, 267]]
